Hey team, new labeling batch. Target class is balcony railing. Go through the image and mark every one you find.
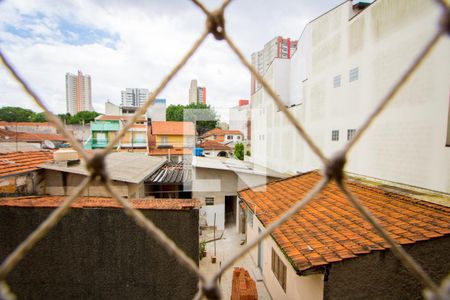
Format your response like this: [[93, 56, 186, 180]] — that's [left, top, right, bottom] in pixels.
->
[[91, 122, 120, 131]]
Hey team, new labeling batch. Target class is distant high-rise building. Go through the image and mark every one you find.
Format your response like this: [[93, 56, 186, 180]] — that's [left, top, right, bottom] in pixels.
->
[[66, 70, 92, 115], [251, 36, 297, 95], [189, 80, 206, 105], [121, 88, 150, 108]]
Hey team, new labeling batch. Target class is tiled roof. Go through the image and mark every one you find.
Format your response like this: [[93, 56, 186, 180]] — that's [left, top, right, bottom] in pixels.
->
[[0, 129, 67, 142], [239, 171, 450, 273], [151, 121, 195, 136], [0, 196, 201, 210], [0, 151, 53, 177], [0, 122, 54, 127], [199, 140, 232, 150], [201, 128, 243, 138], [149, 148, 192, 156]]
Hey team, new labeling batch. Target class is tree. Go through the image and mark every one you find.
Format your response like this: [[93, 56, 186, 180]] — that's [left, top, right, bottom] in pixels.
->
[[0, 107, 35, 122], [32, 112, 47, 122], [68, 111, 100, 125], [166, 103, 218, 135], [234, 143, 244, 160]]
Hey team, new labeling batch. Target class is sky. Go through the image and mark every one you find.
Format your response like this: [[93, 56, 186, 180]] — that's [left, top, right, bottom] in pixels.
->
[[0, 0, 343, 121]]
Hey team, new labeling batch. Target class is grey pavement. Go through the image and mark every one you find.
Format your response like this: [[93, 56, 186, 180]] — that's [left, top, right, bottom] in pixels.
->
[[200, 226, 271, 300]]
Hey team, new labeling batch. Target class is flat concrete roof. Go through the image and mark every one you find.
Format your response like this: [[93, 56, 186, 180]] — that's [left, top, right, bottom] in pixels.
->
[[40, 152, 166, 184], [192, 156, 286, 178]]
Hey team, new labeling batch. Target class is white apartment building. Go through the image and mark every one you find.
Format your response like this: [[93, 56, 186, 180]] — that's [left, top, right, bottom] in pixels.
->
[[66, 71, 92, 115], [251, 0, 450, 193], [251, 37, 298, 94], [229, 100, 251, 140], [121, 88, 150, 107], [188, 79, 206, 105]]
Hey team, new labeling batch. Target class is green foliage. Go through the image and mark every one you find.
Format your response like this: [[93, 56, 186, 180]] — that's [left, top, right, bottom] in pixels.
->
[[166, 103, 218, 135], [234, 143, 244, 160], [32, 112, 47, 122], [0, 107, 99, 125], [0, 106, 35, 122], [57, 111, 100, 125], [245, 150, 251, 157]]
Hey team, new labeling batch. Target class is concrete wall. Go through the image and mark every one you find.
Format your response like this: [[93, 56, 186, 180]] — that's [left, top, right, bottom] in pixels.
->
[[245, 213, 324, 300], [193, 167, 276, 229], [324, 236, 450, 300], [0, 206, 199, 300], [0, 171, 44, 197], [229, 105, 250, 140], [44, 170, 143, 199], [250, 0, 450, 193]]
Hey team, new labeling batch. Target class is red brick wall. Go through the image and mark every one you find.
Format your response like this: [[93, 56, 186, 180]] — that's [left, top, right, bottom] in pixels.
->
[[231, 267, 257, 300]]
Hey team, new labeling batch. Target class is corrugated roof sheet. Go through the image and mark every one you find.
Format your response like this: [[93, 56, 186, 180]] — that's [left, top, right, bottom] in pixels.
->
[[149, 148, 192, 156], [147, 161, 192, 184], [239, 171, 450, 273], [0, 151, 53, 177], [0, 196, 201, 210]]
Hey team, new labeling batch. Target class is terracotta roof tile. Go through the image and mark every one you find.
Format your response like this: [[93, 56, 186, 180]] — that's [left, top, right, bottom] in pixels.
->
[[151, 121, 195, 136], [198, 140, 232, 150], [0, 129, 67, 142], [0, 151, 53, 177], [201, 128, 243, 138], [239, 171, 450, 273], [0, 122, 54, 127], [0, 196, 201, 210]]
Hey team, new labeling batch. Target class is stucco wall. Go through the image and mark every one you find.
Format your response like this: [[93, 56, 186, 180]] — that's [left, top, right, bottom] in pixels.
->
[[324, 236, 450, 300], [0, 206, 199, 300], [250, 0, 450, 193], [44, 170, 141, 198], [0, 171, 44, 197], [246, 213, 324, 300]]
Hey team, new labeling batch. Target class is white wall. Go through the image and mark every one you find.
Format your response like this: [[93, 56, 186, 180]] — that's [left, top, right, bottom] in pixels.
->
[[229, 105, 250, 140], [245, 212, 324, 300], [251, 0, 450, 193]]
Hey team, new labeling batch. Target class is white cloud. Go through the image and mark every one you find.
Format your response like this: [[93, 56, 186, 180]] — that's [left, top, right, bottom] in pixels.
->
[[0, 0, 342, 120]]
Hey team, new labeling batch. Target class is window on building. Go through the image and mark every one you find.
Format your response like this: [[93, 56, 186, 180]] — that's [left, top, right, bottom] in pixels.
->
[[271, 248, 287, 292], [227, 135, 233, 140], [349, 67, 359, 82], [246, 209, 253, 228], [205, 197, 214, 205], [347, 129, 356, 141], [332, 130, 339, 141], [237, 136, 241, 140], [333, 75, 341, 88], [161, 136, 168, 145]]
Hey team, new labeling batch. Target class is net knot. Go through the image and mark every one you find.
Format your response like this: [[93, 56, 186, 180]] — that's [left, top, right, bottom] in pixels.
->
[[440, 6, 450, 35], [324, 150, 346, 183], [202, 280, 221, 300], [87, 153, 108, 182], [206, 10, 225, 40]]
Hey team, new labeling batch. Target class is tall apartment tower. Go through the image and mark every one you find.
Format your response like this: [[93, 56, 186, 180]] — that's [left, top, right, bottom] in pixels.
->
[[251, 37, 298, 95], [66, 70, 92, 115], [188, 79, 206, 105], [120, 88, 150, 107]]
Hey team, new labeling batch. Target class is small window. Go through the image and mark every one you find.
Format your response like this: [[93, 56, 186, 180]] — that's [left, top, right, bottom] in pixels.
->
[[246, 209, 253, 228], [332, 130, 339, 141], [349, 67, 359, 82], [161, 136, 168, 144], [205, 197, 214, 205], [333, 75, 341, 88], [227, 135, 233, 140], [272, 248, 287, 292], [237, 136, 241, 140], [347, 129, 356, 141]]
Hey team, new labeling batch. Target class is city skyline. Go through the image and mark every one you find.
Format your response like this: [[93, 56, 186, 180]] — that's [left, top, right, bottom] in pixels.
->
[[65, 70, 92, 115], [0, 0, 343, 117]]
